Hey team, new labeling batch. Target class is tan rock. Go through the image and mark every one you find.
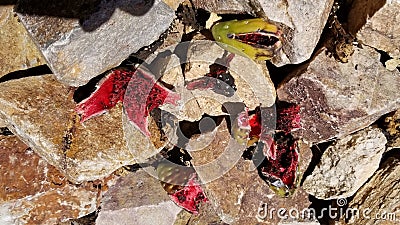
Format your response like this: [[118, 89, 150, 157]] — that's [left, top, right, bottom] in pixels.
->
[[342, 157, 400, 225], [174, 201, 223, 225], [348, 0, 400, 58], [303, 127, 387, 200], [0, 6, 45, 78], [0, 75, 135, 183], [0, 135, 98, 225]]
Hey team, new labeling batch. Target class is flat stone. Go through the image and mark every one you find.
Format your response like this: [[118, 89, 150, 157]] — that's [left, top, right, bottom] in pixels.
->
[[96, 169, 182, 225], [339, 156, 400, 225], [303, 127, 387, 200], [348, 0, 400, 58], [0, 75, 135, 183], [258, 0, 334, 65], [16, 0, 175, 86], [0, 135, 98, 225], [0, 6, 45, 78], [277, 46, 400, 143], [0, 135, 66, 202]]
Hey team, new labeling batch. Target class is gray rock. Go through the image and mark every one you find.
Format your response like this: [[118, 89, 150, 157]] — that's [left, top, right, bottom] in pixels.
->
[[303, 127, 387, 200], [16, 0, 175, 86], [191, 0, 256, 14], [96, 169, 182, 225], [0, 6, 45, 78], [348, 0, 400, 58], [341, 157, 400, 225], [277, 46, 400, 143], [258, 0, 334, 65]]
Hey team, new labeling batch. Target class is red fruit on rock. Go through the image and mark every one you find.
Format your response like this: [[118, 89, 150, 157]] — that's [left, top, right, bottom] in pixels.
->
[[75, 69, 134, 122], [124, 67, 180, 137]]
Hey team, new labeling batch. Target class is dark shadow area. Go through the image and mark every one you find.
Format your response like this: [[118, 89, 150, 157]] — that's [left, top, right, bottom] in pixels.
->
[[14, 0, 155, 32], [0, 0, 17, 5], [0, 127, 13, 135], [308, 196, 336, 225], [0, 65, 52, 83]]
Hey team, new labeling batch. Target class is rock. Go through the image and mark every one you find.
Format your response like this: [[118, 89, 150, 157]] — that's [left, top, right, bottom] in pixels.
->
[[348, 0, 400, 58], [0, 75, 136, 183], [174, 202, 224, 225], [16, 0, 175, 86], [0, 135, 99, 225], [186, 119, 313, 224], [96, 169, 182, 225], [191, 0, 256, 14], [303, 127, 387, 200], [277, 46, 400, 143], [257, 0, 334, 65], [0, 6, 45, 78], [340, 157, 400, 225], [382, 109, 400, 150], [159, 40, 276, 122]]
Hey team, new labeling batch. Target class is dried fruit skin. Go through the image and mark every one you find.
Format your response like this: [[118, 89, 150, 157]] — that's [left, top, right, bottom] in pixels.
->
[[211, 18, 282, 60], [156, 163, 208, 214], [124, 67, 180, 137], [75, 70, 133, 122]]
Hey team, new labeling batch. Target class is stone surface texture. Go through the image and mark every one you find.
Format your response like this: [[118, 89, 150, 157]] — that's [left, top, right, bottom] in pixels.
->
[[191, 0, 255, 14], [0, 135, 99, 225], [96, 169, 182, 225], [0, 75, 135, 183], [16, 0, 175, 86], [341, 157, 400, 225], [303, 127, 387, 200], [277, 46, 400, 143], [348, 0, 400, 58], [0, 6, 45, 78]]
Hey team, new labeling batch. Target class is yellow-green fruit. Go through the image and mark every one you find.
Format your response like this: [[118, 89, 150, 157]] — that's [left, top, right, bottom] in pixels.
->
[[211, 18, 282, 61]]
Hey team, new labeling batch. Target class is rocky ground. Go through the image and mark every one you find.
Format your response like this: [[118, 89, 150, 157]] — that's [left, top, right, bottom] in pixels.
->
[[0, 0, 399, 225]]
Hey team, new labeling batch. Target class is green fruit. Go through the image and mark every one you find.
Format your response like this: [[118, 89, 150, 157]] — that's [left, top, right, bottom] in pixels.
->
[[211, 18, 282, 61]]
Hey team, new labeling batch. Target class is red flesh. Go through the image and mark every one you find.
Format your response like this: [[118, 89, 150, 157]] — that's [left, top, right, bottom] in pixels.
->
[[124, 68, 180, 136], [169, 173, 208, 214], [75, 70, 133, 122]]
